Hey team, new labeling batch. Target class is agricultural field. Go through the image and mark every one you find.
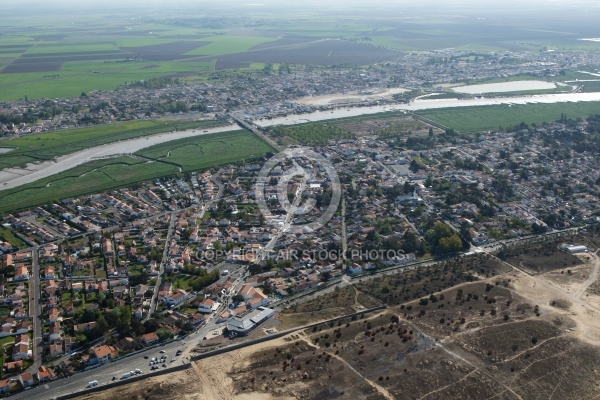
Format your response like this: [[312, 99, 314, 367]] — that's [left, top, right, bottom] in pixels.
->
[[415, 101, 600, 133], [0, 119, 226, 169], [194, 38, 400, 70], [0, 130, 274, 213], [4, 1, 600, 101]]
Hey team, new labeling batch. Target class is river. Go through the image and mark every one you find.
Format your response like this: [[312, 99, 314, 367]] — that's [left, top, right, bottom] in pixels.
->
[[4, 90, 600, 192], [0, 124, 238, 191], [254, 91, 600, 127]]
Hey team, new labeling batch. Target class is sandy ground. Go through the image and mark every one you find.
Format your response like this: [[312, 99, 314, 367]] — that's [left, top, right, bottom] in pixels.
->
[[77, 250, 600, 400], [77, 334, 303, 400], [504, 251, 600, 346], [296, 87, 409, 106], [0, 124, 238, 191]]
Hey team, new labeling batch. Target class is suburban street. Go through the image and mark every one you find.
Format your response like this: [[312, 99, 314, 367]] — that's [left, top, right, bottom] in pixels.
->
[[27, 248, 42, 373], [8, 224, 587, 399], [144, 212, 175, 321]]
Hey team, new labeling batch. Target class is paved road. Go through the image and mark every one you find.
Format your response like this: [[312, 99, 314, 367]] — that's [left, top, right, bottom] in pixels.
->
[[11, 319, 222, 400], [145, 212, 176, 321], [12, 340, 186, 400], [26, 248, 43, 373], [341, 197, 347, 260], [12, 221, 589, 398]]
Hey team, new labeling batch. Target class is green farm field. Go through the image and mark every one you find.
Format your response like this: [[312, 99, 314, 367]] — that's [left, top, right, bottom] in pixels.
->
[[415, 102, 600, 132], [3, 2, 600, 101], [0, 130, 274, 213], [0, 119, 226, 169]]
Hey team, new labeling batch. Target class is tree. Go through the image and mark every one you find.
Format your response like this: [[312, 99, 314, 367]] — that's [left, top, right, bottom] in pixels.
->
[[143, 319, 160, 333], [80, 308, 98, 323], [156, 329, 174, 342], [428, 127, 434, 138], [232, 294, 245, 304], [409, 159, 420, 173], [437, 234, 462, 255], [402, 231, 418, 253], [131, 318, 145, 335], [424, 175, 433, 188], [96, 315, 109, 333], [181, 322, 194, 334]]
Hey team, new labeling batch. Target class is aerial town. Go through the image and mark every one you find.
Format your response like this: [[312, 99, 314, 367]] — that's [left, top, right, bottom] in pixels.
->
[[1, 49, 599, 135], [3, 0, 600, 398], [0, 94, 598, 394]]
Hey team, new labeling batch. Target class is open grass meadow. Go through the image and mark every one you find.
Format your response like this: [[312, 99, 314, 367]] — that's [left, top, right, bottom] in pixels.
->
[[415, 101, 600, 132], [0, 60, 214, 101], [0, 226, 28, 249], [137, 129, 275, 170], [0, 130, 274, 213], [0, 119, 227, 169]]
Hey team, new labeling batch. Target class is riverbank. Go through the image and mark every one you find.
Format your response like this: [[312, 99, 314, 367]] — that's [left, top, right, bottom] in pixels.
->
[[254, 91, 600, 127], [0, 124, 238, 191]]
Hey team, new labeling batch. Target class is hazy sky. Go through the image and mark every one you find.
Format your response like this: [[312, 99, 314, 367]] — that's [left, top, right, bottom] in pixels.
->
[[5, 0, 600, 9], [3, 0, 600, 26]]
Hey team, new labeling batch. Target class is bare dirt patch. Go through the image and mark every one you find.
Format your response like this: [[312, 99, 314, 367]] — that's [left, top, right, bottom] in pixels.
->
[[75, 246, 600, 400]]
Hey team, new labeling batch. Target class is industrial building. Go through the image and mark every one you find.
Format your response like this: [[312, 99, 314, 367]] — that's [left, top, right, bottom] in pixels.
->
[[226, 307, 274, 336]]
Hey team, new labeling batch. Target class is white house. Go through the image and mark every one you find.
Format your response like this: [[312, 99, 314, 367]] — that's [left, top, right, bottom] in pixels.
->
[[198, 298, 220, 314], [163, 289, 187, 307]]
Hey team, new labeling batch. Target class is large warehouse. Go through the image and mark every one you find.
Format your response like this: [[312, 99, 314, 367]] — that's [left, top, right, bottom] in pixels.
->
[[226, 307, 275, 337]]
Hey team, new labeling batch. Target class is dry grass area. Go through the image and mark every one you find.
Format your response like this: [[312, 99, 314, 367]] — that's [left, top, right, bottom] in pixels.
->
[[76, 245, 600, 400], [277, 285, 382, 330], [499, 240, 583, 275], [354, 254, 510, 306]]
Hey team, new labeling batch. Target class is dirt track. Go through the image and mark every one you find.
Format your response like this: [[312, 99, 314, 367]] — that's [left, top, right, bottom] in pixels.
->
[[76, 250, 600, 400]]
